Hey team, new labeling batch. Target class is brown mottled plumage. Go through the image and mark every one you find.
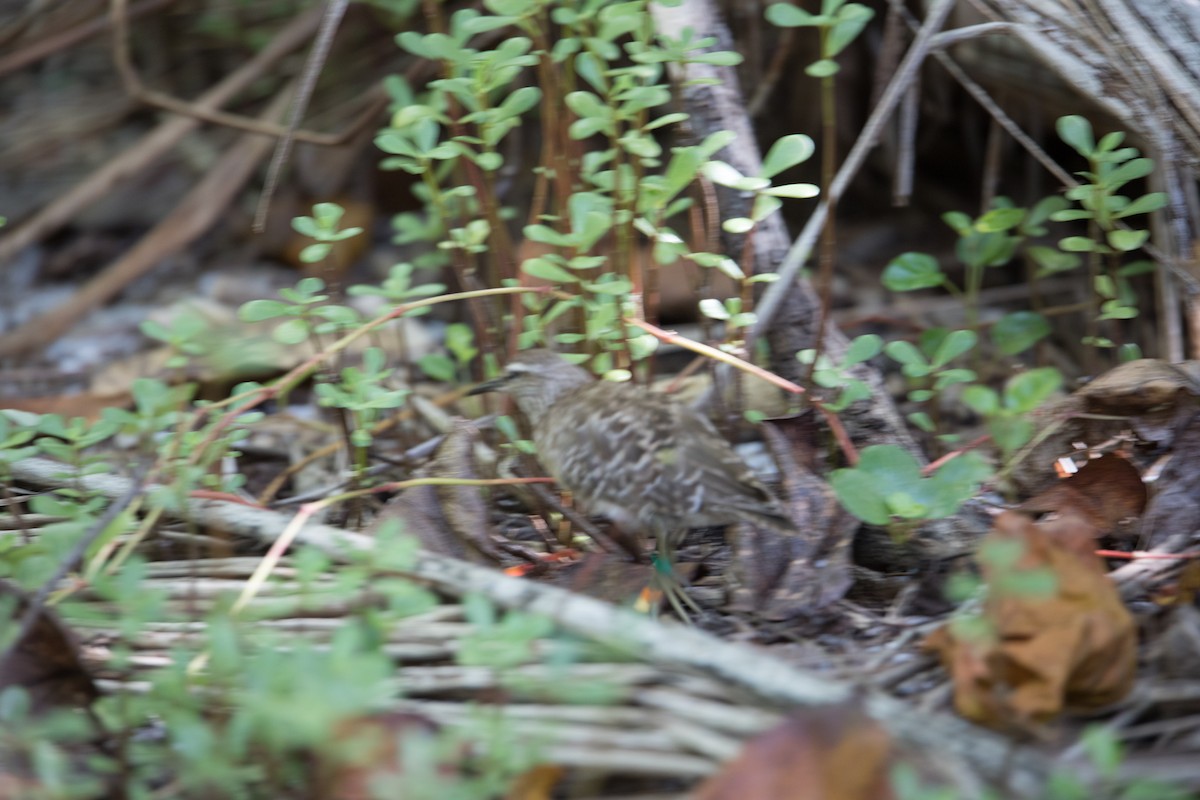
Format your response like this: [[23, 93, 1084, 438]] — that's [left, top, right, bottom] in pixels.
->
[[470, 349, 792, 548]]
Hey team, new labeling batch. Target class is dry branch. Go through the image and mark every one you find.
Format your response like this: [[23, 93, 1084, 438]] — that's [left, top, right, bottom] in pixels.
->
[[0, 5, 322, 267], [0, 82, 295, 358], [10, 455, 1052, 796]]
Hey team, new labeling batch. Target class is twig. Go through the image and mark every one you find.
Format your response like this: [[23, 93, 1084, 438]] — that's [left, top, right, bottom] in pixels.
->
[[253, 0, 350, 232], [753, 0, 958, 339], [109, 0, 370, 147], [0, 84, 297, 358], [0, 464, 149, 675], [8, 454, 1053, 795], [0, 0, 174, 78], [0, 5, 322, 265], [625, 318, 859, 464]]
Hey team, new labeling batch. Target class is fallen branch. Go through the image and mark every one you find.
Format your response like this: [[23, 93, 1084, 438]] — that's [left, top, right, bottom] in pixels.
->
[[10, 454, 1052, 796]]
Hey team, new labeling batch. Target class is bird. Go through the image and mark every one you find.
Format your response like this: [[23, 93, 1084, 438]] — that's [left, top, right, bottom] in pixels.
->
[[469, 349, 794, 597]]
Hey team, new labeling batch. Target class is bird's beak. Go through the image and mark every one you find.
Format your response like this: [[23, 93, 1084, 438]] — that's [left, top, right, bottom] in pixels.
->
[[467, 373, 513, 396]]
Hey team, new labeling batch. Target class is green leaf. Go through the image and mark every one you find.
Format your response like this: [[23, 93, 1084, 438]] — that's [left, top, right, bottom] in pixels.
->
[[962, 385, 1000, 416], [845, 334, 882, 364], [462, 14, 519, 33], [933, 368, 976, 390], [975, 207, 1025, 233], [299, 243, 331, 263], [1094, 130, 1125, 153], [826, 5, 874, 57], [691, 50, 744, 66], [698, 298, 729, 320], [1057, 115, 1095, 156], [690, 252, 744, 280], [924, 451, 991, 517], [705, 161, 772, 191], [1099, 299, 1138, 320], [521, 258, 577, 283], [700, 159, 745, 186], [1117, 259, 1155, 277], [858, 444, 924, 492], [291, 216, 320, 237], [239, 299, 290, 322], [751, 193, 783, 221], [1004, 367, 1062, 413], [1114, 192, 1167, 218], [761, 134, 815, 178], [885, 340, 926, 369], [474, 151, 503, 171], [908, 411, 935, 432], [991, 311, 1051, 355], [1049, 208, 1093, 222], [884, 491, 927, 520], [829, 469, 892, 525], [990, 415, 1033, 458], [1107, 228, 1149, 252], [761, 183, 820, 199], [618, 85, 671, 114], [500, 87, 541, 118], [619, 131, 662, 159], [585, 276, 632, 295], [1059, 236, 1099, 252], [273, 317, 310, 345], [1028, 246, 1081, 277], [941, 211, 972, 235], [1104, 157, 1154, 186], [930, 329, 976, 368], [564, 91, 608, 120], [523, 224, 575, 247], [644, 112, 689, 131], [882, 252, 943, 291], [680, 137, 724, 168], [765, 3, 818, 27], [418, 353, 456, 382], [805, 59, 839, 78]]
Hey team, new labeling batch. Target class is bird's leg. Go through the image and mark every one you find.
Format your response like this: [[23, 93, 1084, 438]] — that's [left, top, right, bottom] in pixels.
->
[[652, 528, 701, 620]]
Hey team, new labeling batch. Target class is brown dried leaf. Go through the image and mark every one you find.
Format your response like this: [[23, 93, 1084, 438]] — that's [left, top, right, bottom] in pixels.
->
[[368, 422, 503, 563], [694, 703, 895, 800], [326, 711, 441, 800], [545, 550, 655, 604], [925, 510, 1136, 727], [1078, 358, 1200, 416], [1010, 360, 1200, 498], [504, 764, 566, 800], [728, 420, 854, 620], [0, 580, 99, 713], [1018, 452, 1147, 535]]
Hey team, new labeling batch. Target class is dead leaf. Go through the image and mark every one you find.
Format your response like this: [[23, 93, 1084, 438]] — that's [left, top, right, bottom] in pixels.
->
[[504, 764, 565, 800], [925, 510, 1136, 728], [368, 422, 505, 563], [1078, 358, 1200, 417], [324, 711, 442, 800], [728, 420, 853, 620], [1009, 359, 1200, 498], [1018, 452, 1147, 535], [694, 702, 895, 800], [0, 580, 99, 713], [546, 550, 655, 605]]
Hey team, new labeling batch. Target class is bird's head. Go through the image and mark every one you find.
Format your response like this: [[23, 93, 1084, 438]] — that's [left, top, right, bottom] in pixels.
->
[[468, 349, 593, 420]]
